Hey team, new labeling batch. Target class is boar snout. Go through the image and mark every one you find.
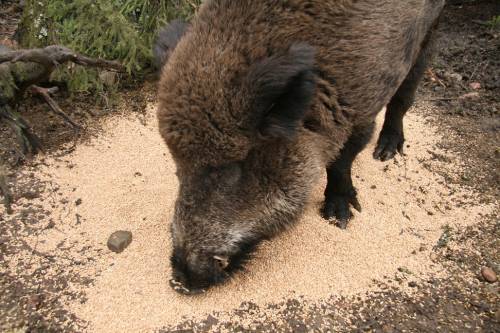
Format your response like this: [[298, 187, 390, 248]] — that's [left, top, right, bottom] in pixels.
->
[[169, 247, 230, 295], [169, 236, 262, 295]]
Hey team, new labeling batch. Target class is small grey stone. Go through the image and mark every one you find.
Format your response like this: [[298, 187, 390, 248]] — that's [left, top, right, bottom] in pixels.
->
[[481, 267, 497, 283], [382, 325, 394, 333], [446, 72, 463, 82], [99, 70, 118, 87], [107, 231, 132, 253], [451, 73, 463, 81]]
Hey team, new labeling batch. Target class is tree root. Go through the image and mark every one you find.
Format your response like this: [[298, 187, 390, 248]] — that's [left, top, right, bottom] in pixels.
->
[[30, 86, 81, 130], [0, 44, 126, 156], [0, 105, 42, 157]]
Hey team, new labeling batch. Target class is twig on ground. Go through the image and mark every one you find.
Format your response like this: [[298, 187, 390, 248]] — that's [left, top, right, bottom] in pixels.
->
[[0, 165, 13, 214], [469, 61, 484, 82], [471, 19, 490, 27], [424, 97, 454, 102], [425, 92, 480, 102], [426, 68, 446, 88], [29, 86, 81, 130]]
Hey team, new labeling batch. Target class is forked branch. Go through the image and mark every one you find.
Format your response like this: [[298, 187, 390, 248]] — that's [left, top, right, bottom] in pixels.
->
[[29, 86, 81, 130]]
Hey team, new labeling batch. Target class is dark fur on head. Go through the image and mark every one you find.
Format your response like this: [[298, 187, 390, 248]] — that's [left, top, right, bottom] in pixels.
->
[[248, 43, 317, 139], [156, 0, 445, 294], [153, 19, 190, 70]]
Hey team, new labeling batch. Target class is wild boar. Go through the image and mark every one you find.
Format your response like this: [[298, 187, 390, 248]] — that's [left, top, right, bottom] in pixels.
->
[[155, 0, 445, 294]]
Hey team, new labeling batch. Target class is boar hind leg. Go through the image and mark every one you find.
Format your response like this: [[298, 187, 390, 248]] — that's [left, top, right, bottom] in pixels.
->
[[322, 122, 375, 229], [374, 32, 434, 161]]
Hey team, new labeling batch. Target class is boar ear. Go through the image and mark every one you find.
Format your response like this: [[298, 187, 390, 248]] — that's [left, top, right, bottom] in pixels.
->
[[247, 43, 317, 139], [153, 19, 190, 69]]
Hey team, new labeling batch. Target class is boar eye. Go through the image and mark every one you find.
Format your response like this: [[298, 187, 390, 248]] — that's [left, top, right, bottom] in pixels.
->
[[221, 162, 242, 185], [207, 162, 242, 185]]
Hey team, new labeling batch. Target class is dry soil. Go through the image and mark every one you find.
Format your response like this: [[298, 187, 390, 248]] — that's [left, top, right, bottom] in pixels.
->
[[1, 103, 494, 332]]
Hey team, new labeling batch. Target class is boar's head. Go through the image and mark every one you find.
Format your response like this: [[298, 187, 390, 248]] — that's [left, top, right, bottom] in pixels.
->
[[158, 42, 323, 294]]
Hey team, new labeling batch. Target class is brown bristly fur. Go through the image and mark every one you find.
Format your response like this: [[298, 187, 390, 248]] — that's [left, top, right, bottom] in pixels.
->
[[156, 0, 445, 293]]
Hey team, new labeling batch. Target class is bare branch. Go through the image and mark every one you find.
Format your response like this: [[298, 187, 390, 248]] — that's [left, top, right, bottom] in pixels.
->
[[29, 85, 82, 130], [0, 45, 126, 72], [0, 45, 125, 156]]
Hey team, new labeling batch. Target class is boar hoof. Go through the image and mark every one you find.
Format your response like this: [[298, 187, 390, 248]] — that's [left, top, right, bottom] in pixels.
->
[[374, 130, 405, 161], [322, 191, 362, 229]]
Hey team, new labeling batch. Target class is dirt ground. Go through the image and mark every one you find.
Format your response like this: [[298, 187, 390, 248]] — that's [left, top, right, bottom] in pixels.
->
[[1, 1, 499, 332]]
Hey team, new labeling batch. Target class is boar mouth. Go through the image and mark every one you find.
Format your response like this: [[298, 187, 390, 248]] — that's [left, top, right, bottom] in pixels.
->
[[169, 237, 264, 295], [169, 278, 207, 295], [224, 236, 263, 273]]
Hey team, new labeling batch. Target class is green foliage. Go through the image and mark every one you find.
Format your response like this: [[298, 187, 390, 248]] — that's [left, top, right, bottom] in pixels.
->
[[0, 65, 17, 103], [0, 61, 48, 104], [19, 0, 201, 93], [487, 15, 500, 29]]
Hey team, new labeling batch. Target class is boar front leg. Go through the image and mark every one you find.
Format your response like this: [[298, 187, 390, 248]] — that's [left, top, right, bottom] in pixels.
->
[[322, 122, 375, 229], [374, 28, 435, 161]]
